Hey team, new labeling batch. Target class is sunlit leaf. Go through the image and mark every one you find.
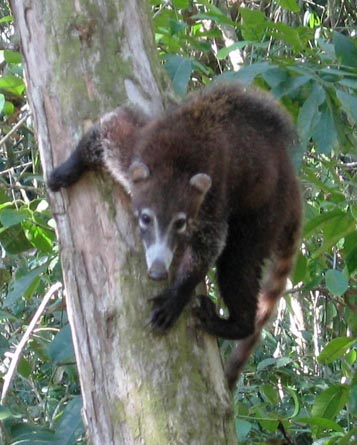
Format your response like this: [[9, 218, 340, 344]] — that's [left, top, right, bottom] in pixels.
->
[[318, 337, 357, 364]]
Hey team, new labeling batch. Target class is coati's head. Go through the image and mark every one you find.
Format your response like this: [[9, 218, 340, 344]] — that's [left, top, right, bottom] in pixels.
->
[[128, 160, 212, 281]]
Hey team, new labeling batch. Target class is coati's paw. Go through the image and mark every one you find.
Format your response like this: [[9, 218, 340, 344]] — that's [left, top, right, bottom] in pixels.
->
[[149, 290, 180, 332], [194, 296, 218, 331]]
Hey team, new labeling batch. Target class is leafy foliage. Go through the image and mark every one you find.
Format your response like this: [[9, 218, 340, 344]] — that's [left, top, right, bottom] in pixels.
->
[[0, 0, 356, 444]]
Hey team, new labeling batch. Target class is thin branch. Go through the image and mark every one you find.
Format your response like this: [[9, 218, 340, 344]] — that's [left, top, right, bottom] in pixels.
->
[[0, 112, 30, 148], [1, 282, 63, 404]]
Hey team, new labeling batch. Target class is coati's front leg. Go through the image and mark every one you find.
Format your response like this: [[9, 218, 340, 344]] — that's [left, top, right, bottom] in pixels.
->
[[48, 125, 102, 191], [48, 107, 147, 192], [150, 222, 228, 332]]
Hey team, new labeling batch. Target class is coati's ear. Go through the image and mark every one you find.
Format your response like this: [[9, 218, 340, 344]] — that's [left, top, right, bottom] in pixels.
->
[[129, 161, 150, 183], [190, 173, 212, 195]]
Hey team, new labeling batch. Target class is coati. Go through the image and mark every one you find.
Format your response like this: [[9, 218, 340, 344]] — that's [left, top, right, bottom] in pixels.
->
[[48, 82, 302, 389]]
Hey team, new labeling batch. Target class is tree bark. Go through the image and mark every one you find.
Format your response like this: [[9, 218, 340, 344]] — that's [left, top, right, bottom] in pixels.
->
[[11, 1, 236, 444]]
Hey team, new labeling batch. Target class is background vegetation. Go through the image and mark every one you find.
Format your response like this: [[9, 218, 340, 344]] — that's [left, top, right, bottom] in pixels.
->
[[0, 0, 356, 443]]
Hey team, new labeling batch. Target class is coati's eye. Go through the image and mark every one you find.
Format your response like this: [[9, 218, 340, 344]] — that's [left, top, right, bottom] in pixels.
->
[[139, 210, 153, 230], [174, 215, 187, 233]]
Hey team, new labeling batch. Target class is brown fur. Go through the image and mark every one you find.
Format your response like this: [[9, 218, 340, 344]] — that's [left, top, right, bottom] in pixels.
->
[[49, 82, 302, 389]]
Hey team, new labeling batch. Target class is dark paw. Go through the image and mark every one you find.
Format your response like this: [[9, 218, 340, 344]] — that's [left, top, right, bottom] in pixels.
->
[[193, 295, 218, 329], [149, 290, 180, 333]]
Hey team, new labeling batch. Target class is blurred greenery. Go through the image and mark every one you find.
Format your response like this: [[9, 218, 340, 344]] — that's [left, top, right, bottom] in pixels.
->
[[0, 0, 356, 443]]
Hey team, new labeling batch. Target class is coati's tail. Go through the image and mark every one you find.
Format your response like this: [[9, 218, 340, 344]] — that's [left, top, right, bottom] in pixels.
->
[[225, 215, 301, 390]]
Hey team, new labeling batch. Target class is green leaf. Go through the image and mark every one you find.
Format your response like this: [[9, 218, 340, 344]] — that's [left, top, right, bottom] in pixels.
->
[[4, 49, 22, 64], [311, 212, 356, 259], [0, 208, 28, 227], [0, 224, 33, 254], [240, 8, 266, 41], [260, 384, 279, 405], [313, 104, 337, 155], [318, 337, 357, 364], [0, 309, 17, 321], [54, 396, 84, 443], [231, 61, 274, 85], [0, 75, 25, 96], [23, 220, 54, 253], [344, 232, 357, 274], [0, 406, 14, 420], [172, 0, 189, 8], [297, 82, 325, 147], [336, 90, 357, 123], [325, 269, 349, 296], [47, 325, 75, 364], [333, 32, 357, 68], [295, 416, 344, 433], [18, 357, 32, 379], [5, 264, 47, 308], [0, 16, 12, 24], [266, 22, 304, 52], [276, 0, 300, 11], [235, 418, 252, 440], [3, 100, 15, 116], [164, 55, 192, 97], [304, 209, 345, 238], [311, 384, 349, 420], [292, 252, 307, 284], [349, 384, 357, 416], [216, 41, 248, 60]]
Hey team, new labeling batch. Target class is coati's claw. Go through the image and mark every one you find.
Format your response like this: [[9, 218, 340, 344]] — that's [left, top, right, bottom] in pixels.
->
[[149, 291, 180, 332]]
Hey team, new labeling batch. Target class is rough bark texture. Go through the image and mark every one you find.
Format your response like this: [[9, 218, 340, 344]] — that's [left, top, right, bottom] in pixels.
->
[[11, 1, 236, 444]]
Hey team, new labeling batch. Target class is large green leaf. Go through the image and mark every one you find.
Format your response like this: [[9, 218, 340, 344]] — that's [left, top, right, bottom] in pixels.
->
[[311, 384, 349, 420], [318, 337, 357, 364]]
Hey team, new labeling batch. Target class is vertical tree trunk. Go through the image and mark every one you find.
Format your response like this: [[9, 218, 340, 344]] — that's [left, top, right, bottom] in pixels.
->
[[11, 1, 236, 443]]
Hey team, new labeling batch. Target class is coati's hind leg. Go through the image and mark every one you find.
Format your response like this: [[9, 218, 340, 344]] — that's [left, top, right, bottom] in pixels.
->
[[224, 215, 301, 390]]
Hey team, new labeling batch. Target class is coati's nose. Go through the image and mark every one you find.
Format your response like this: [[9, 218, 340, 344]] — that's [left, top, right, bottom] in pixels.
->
[[148, 260, 168, 281]]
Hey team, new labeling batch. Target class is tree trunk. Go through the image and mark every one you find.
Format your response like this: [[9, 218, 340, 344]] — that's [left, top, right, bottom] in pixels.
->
[[11, 1, 236, 444]]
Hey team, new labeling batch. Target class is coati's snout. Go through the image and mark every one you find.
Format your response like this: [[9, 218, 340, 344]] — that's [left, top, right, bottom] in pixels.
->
[[137, 207, 185, 281]]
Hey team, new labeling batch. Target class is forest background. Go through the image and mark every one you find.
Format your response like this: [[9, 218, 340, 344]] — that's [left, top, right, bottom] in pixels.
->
[[0, 0, 356, 444]]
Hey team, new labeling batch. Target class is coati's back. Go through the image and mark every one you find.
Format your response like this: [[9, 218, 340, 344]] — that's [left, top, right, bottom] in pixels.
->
[[135, 82, 298, 217]]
